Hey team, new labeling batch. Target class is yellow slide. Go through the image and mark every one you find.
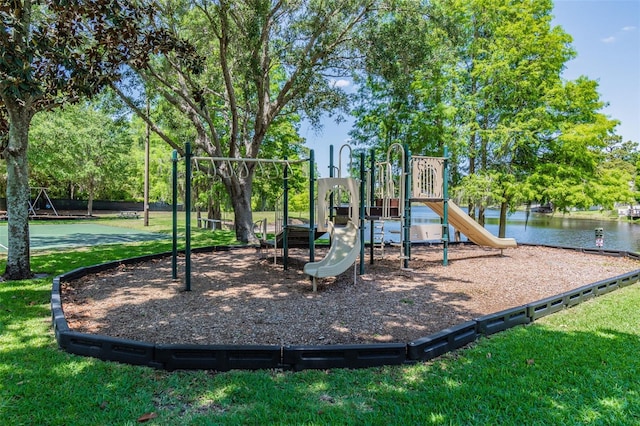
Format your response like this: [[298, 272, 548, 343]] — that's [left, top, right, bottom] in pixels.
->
[[424, 201, 517, 249]]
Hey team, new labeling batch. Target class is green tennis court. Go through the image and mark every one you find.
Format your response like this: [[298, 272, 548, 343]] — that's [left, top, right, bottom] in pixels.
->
[[0, 223, 168, 252]]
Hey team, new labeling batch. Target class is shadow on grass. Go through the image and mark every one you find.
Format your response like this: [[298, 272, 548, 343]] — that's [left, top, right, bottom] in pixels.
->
[[0, 280, 51, 332], [184, 324, 640, 424], [1, 319, 639, 424]]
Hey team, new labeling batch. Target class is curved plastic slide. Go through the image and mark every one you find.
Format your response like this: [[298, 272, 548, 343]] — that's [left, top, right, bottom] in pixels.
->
[[424, 201, 517, 249], [303, 220, 360, 291]]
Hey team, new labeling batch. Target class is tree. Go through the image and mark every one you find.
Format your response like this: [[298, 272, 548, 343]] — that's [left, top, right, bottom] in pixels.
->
[[128, 115, 176, 206], [440, 0, 575, 230], [352, 0, 627, 238], [527, 80, 633, 212], [114, 0, 375, 244], [251, 116, 308, 212], [350, 0, 457, 158], [0, 1, 185, 279], [603, 138, 640, 200], [29, 102, 137, 214]]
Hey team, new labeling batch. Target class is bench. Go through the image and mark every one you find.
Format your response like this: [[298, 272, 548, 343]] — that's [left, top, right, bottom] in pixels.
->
[[118, 211, 140, 219], [197, 218, 221, 229]]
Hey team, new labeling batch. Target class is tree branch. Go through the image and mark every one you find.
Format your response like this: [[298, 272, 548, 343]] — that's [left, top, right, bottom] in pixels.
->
[[109, 81, 183, 155]]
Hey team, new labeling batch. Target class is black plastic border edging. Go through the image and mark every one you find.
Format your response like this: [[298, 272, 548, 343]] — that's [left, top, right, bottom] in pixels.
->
[[155, 344, 283, 371], [58, 331, 155, 366], [283, 343, 407, 371], [526, 293, 566, 321], [407, 321, 477, 361], [475, 305, 530, 336], [51, 244, 640, 371]]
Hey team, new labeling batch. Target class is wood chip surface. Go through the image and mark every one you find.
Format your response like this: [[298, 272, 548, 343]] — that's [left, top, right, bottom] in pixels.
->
[[61, 245, 640, 346]]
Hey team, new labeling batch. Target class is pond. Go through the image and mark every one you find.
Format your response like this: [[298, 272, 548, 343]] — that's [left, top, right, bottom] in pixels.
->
[[375, 205, 640, 252]]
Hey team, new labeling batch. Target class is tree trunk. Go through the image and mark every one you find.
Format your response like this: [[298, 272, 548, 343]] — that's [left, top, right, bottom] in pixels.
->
[[194, 186, 202, 228], [225, 173, 258, 244], [207, 192, 221, 230], [3, 105, 32, 280], [87, 183, 95, 216], [468, 132, 476, 220], [499, 200, 508, 238], [87, 195, 94, 216]]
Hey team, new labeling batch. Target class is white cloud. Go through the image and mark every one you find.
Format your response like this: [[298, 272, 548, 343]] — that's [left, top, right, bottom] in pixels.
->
[[601, 25, 637, 43], [331, 79, 351, 88]]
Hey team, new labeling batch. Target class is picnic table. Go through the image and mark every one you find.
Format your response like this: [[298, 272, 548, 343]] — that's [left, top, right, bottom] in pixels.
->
[[197, 218, 222, 229], [197, 218, 235, 230], [118, 211, 140, 219]]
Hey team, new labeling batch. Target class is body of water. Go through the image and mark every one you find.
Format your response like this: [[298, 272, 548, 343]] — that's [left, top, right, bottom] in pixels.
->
[[367, 204, 640, 253]]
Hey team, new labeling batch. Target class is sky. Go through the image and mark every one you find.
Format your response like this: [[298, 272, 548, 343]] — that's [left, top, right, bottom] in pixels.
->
[[301, 0, 640, 178]]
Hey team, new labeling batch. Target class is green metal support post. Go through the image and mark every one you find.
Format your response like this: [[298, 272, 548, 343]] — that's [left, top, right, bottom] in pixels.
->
[[283, 156, 289, 270], [171, 149, 178, 280], [329, 145, 334, 222], [184, 142, 192, 291], [369, 149, 376, 264], [309, 150, 315, 263], [403, 144, 411, 269], [359, 152, 365, 275], [443, 146, 449, 266]]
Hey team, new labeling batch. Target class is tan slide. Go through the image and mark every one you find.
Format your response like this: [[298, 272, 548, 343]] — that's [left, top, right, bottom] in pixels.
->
[[424, 201, 517, 249], [304, 220, 360, 291]]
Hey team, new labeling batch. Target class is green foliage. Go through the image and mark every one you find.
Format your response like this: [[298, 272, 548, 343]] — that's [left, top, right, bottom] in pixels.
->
[[529, 93, 631, 211], [28, 101, 137, 201], [113, 1, 375, 242], [453, 171, 503, 207], [0, 0, 191, 279], [351, 0, 634, 217], [128, 113, 177, 204], [351, 0, 455, 157], [0, 1, 185, 115], [251, 116, 308, 212]]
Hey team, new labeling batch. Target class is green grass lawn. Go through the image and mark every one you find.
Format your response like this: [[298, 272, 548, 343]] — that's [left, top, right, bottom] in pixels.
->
[[1, 215, 640, 424]]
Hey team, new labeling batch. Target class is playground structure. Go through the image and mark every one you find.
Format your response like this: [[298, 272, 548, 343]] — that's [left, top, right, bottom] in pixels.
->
[[171, 142, 516, 291], [29, 187, 59, 217], [5, 187, 96, 220], [54, 144, 640, 373], [3, 187, 111, 220]]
